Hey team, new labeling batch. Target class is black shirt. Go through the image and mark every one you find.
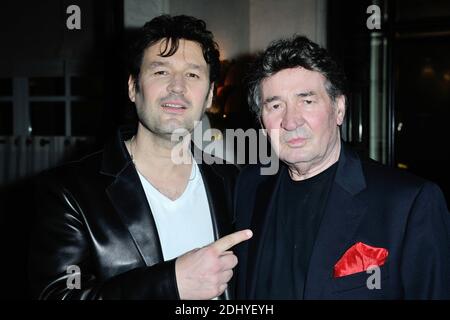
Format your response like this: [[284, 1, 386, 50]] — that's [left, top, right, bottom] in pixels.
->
[[255, 162, 338, 299]]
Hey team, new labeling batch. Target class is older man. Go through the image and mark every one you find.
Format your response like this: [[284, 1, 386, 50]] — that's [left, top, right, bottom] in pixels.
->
[[235, 36, 450, 299]]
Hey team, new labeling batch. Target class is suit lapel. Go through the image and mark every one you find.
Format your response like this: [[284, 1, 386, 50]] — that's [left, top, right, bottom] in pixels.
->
[[195, 152, 235, 300], [101, 127, 164, 267], [246, 166, 286, 299], [303, 183, 368, 298], [106, 163, 164, 267], [304, 145, 368, 298]]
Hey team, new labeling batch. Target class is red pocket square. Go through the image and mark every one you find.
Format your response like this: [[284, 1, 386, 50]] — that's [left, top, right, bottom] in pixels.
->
[[334, 242, 388, 278]]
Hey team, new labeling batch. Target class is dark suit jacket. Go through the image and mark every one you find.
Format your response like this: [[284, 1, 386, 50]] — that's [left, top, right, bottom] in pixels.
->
[[235, 144, 450, 299], [29, 128, 238, 300]]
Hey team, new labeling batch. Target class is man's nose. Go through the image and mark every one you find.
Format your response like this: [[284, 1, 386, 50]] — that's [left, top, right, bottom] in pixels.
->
[[167, 74, 186, 94], [281, 104, 305, 131]]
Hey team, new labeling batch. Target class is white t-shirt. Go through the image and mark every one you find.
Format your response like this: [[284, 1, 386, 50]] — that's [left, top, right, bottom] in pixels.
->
[[137, 159, 215, 261]]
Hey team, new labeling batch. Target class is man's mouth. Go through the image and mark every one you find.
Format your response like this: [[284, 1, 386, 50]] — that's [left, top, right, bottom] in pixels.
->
[[286, 137, 307, 145], [161, 102, 187, 113]]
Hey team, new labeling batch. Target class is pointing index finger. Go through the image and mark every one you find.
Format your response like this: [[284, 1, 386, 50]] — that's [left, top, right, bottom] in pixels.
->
[[211, 229, 253, 253]]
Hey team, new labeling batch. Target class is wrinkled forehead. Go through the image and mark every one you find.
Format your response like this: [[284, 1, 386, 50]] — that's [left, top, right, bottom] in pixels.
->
[[260, 67, 328, 98]]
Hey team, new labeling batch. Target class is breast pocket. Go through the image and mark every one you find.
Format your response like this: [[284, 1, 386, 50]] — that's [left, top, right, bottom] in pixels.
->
[[331, 264, 390, 293]]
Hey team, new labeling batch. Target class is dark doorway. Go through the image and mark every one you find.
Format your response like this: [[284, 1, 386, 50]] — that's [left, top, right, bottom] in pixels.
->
[[328, 0, 450, 205], [394, 34, 450, 204]]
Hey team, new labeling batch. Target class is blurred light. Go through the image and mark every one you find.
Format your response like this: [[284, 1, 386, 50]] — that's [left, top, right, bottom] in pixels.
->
[[422, 65, 435, 77], [223, 114, 227, 118], [212, 133, 222, 141], [397, 122, 403, 132], [397, 163, 408, 169], [443, 72, 450, 82]]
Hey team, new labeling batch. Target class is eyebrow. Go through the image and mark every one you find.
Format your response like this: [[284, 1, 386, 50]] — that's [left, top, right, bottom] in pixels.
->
[[147, 61, 166, 68], [296, 91, 316, 97], [263, 91, 317, 104], [147, 61, 205, 71], [263, 96, 281, 105]]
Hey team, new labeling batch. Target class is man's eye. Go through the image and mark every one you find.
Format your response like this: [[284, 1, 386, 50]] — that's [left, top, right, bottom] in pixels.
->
[[304, 99, 313, 105], [187, 73, 200, 79], [264, 103, 282, 111], [154, 70, 168, 76]]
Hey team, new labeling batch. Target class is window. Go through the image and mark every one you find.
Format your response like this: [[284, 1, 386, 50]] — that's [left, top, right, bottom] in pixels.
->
[[0, 78, 12, 96], [0, 78, 13, 135], [0, 102, 13, 135], [0, 74, 104, 137], [71, 100, 102, 136], [29, 77, 65, 96], [30, 101, 65, 135]]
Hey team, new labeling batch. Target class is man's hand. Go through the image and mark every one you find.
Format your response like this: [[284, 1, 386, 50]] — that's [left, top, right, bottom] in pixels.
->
[[175, 229, 253, 300]]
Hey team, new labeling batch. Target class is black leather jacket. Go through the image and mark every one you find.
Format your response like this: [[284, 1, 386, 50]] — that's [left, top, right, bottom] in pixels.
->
[[29, 128, 238, 300]]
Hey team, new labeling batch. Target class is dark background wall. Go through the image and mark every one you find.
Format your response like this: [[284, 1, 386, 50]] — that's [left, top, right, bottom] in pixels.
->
[[0, 0, 126, 299]]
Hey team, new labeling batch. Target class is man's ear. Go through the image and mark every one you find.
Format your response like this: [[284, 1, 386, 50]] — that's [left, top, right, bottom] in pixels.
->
[[128, 75, 136, 102], [205, 83, 214, 109], [335, 95, 346, 126]]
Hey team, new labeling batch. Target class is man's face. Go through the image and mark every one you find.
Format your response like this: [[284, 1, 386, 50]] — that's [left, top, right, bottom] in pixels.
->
[[260, 67, 345, 167], [128, 39, 213, 140]]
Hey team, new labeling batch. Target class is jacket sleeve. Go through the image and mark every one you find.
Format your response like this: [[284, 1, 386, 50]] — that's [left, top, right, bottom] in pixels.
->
[[400, 181, 450, 299], [28, 175, 180, 300]]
